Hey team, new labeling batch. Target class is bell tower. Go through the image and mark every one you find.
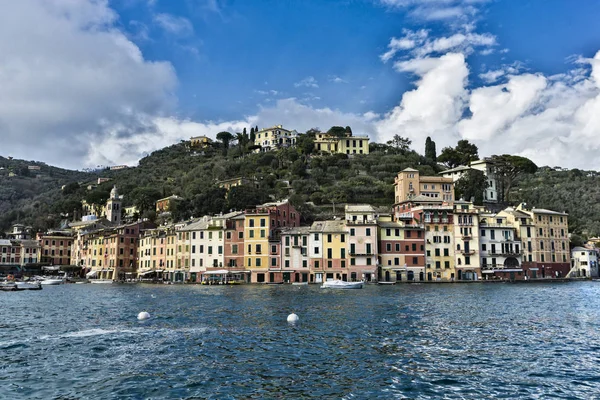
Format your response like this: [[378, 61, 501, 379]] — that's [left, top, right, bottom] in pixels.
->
[[106, 185, 122, 225]]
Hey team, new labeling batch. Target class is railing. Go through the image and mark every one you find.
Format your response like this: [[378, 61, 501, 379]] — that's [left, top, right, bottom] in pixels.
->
[[349, 252, 374, 256], [461, 234, 472, 240], [487, 251, 522, 257], [459, 249, 476, 255]]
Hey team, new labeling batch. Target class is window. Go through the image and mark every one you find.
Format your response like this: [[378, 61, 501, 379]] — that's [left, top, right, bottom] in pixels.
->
[[256, 258, 261, 267], [481, 230, 486, 237], [350, 229, 355, 236], [249, 220, 255, 227], [340, 234, 345, 242], [256, 244, 262, 254], [412, 256, 418, 264], [444, 261, 450, 269], [260, 218, 266, 227], [327, 248, 332, 258], [465, 256, 470, 265], [314, 261, 320, 269], [232, 244, 238, 254], [314, 247, 319, 254], [435, 249, 440, 256], [366, 228, 371, 236], [443, 249, 449, 257], [386, 243, 392, 252], [314, 233, 319, 241], [327, 234, 332, 243], [406, 231, 412, 238], [328, 260, 333, 268], [435, 261, 441, 269]]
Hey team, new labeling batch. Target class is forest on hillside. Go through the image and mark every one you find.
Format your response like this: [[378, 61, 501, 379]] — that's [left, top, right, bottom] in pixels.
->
[[1, 128, 599, 239]]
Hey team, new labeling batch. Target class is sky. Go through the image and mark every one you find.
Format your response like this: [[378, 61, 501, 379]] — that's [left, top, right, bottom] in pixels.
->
[[1, 0, 600, 170]]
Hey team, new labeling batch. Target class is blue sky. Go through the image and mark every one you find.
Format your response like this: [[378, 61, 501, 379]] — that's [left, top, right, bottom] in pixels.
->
[[110, 0, 600, 120], [1, 0, 600, 169]]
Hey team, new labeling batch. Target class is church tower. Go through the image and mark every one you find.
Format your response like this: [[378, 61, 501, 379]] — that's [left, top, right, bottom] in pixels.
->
[[106, 185, 122, 225]]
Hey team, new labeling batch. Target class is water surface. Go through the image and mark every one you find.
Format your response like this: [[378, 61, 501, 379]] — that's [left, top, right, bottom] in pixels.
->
[[2, 282, 600, 399]]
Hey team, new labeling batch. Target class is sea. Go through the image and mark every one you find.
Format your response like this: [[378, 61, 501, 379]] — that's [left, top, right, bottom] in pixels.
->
[[2, 281, 600, 399]]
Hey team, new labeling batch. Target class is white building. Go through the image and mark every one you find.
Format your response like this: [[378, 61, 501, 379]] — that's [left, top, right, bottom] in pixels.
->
[[440, 158, 498, 203], [479, 213, 523, 280], [570, 247, 598, 278]]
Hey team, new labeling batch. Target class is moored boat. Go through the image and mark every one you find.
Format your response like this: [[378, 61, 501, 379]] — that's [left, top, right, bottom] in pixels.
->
[[292, 282, 309, 286], [89, 279, 114, 284], [321, 280, 364, 289], [15, 281, 42, 290], [40, 278, 64, 285], [377, 281, 396, 285]]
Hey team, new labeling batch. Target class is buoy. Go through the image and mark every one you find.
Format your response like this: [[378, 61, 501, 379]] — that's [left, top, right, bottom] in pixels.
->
[[137, 311, 151, 321], [287, 313, 299, 323]]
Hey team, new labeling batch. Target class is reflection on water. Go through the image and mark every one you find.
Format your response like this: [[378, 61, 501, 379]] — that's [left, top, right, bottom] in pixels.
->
[[2, 282, 600, 399]]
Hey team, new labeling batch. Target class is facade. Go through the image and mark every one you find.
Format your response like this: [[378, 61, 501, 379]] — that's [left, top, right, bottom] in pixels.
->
[[155, 195, 183, 214], [452, 201, 481, 281], [38, 231, 73, 266], [377, 214, 425, 283], [217, 177, 259, 191], [479, 213, 523, 280], [280, 227, 311, 283], [570, 247, 598, 278], [345, 205, 378, 282], [440, 159, 498, 203], [501, 204, 570, 278], [0, 239, 40, 268], [313, 132, 370, 155], [394, 168, 454, 205], [190, 136, 213, 148], [253, 125, 296, 152]]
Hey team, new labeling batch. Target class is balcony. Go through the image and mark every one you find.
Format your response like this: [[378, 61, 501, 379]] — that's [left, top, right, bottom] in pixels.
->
[[487, 251, 521, 257], [459, 249, 476, 255], [461, 234, 472, 240], [349, 251, 374, 256]]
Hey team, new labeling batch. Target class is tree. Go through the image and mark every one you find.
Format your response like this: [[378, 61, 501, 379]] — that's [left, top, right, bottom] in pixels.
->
[[386, 134, 411, 153], [454, 169, 489, 205], [491, 154, 538, 203], [438, 140, 479, 168], [216, 131, 234, 150], [327, 126, 347, 137], [296, 134, 315, 155], [227, 185, 267, 211], [250, 127, 256, 143], [425, 137, 437, 162], [130, 187, 162, 215], [62, 182, 80, 196], [345, 126, 352, 135]]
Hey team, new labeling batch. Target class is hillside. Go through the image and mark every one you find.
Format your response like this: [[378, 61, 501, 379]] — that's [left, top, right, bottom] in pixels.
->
[[1, 140, 600, 238]]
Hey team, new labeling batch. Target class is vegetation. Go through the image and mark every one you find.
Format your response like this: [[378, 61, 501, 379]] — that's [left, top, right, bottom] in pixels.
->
[[1, 131, 599, 240]]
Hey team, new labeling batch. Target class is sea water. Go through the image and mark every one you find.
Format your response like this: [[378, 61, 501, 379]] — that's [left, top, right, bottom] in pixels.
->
[[2, 282, 600, 399]]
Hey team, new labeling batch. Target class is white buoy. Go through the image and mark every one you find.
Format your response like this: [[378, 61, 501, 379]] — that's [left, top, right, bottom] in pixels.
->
[[287, 313, 299, 323], [137, 311, 151, 321]]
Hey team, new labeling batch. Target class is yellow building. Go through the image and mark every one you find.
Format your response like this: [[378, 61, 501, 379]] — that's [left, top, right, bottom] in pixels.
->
[[155, 195, 183, 214], [313, 132, 370, 155], [244, 211, 270, 282], [452, 201, 482, 281], [394, 168, 454, 205], [190, 135, 213, 148], [217, 177, 259, 191], [320, 220, 348, 281], [501, 203, 570, 278]]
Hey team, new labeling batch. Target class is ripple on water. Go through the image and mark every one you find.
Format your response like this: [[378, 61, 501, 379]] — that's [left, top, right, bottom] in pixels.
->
[[2, 283, 600, 398]]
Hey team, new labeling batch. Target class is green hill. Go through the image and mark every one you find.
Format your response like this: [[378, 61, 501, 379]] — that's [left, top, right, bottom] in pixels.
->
[[1, 138, 599, 239]]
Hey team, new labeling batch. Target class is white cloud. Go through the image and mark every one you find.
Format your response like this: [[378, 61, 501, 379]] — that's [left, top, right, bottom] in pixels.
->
[[153, 13, 194, 36], [380, 29, 428, 62], [294, 76, 319, 88], [380, 27, 495, 62], [0, 0, 176, 168], [330, 76, 348, 83], [479, 69, 505, 83], [377, 52, 469, 148], [380, 0, 488, 21]]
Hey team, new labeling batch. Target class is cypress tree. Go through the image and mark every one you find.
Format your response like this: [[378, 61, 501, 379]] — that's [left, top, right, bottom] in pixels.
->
[[425, 136, 437, 162]]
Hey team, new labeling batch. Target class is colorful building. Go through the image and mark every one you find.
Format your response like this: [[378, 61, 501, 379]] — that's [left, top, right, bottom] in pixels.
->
[[394, 168, 454, 206], [345, 204, 378, 282], [453, 201, 481, 281], [377, 214, 425, 283], [313, 132, 370, 155], [38, 231, 73, 266], [479, 213, 523, 280]]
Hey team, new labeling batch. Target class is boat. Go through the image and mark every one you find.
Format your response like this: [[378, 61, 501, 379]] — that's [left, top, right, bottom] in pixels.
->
[[89, 279, 114, 284], [0, 282, 17, 291], [321, 280, 364, 289], [40, 278, 65, 285], [292, 282, 309, 286], [266, 281, 284, 285], [15, 281, 42, 290], [377, 281, 396, 285]]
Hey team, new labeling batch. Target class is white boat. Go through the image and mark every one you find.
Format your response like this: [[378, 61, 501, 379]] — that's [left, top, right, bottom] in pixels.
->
[[15, 281, 42, 290], [292, 282, 309, 286], [89, 279, 114, 284], [40, 278, 64, 285], [321, 280, 364, 289]]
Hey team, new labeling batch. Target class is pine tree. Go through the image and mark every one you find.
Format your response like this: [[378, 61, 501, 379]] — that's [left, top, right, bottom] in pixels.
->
[[250, 127, 256, 143], [425, 137, 437, 162]]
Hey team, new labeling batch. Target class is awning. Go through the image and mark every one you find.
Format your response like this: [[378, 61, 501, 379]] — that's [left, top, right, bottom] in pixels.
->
[[86, 270, 98, 278], [529, 268, 539, 271], [203, 269, 229, 275], [42, 266, 60, 271], [138, 270, 155, 276]]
